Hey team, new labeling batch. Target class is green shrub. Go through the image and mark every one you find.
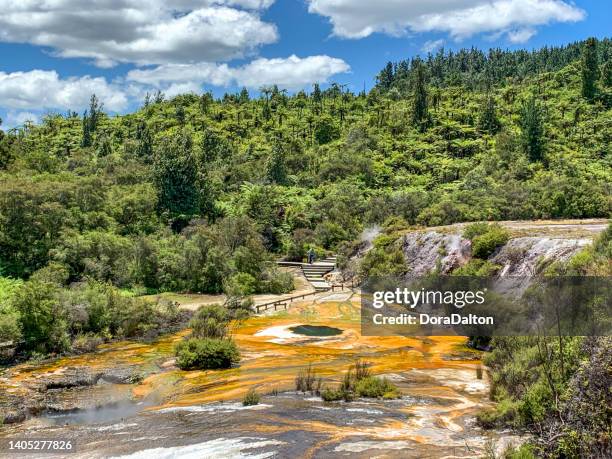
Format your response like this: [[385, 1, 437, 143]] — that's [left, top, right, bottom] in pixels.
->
[[355, 376, 400, 399], [64, 281, 180, 339], [476, 398, 518, 428], [0, 310, 21, 344], [223, 272, 257, 296], [11, 280, 70, 354], [175, 338, 240, 370], [360, 246, 406, 278], [0, 278, 22, 344], [314, 221, 349, 249], [471, 224, 510, 259], [453, 259, 500, 276], [517, 379, 552, 423], [285, 228, 315, 262], [242, 388, 260, 406], [320, 360, 400, 402], [0, 277, 22, 305], [260, 270, 294, 294], [502, 443, 537, 459], [190, 304, 229, 339], [372, 234, 397, 249], [382, 216, 409, 233], [71, 333, 104, 353], [29, 262, 70, 285], [321, 388, 345, 402], [463, 222, 491, 240], [353, 360, 371, 380]]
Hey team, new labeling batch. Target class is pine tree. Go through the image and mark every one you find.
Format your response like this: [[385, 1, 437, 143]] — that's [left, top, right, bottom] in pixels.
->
[[135, 121, 153, 158], [81, 111, 92, 147], [266, 141, 287, 184], [581, 37, 599, 101], [153, 131, 202, 230], [175, 104, 186, 125], [199, 92, 213, 114], [98, 136, 112, 157], [478, 95, 501, 134], [312, 83, 322, 106], [0, 117, 13, 169], [153, 90, 164, 104], [239, 87, 250, 104], [143, 92, 151, 108], [87, 94, 103, 134], [520, 94, 545, 162], [411, 59, 429, 132], [602, 59, 612, 88], [378, 62, 394, 90]]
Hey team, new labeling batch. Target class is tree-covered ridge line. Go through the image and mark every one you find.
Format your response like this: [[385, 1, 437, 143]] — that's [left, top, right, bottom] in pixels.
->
[[376, 37, 612, 91]]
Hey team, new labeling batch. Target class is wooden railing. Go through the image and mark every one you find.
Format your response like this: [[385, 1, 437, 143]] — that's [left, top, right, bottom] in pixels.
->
[[254, 281, 356, 314], [254, 290, 318, 314]]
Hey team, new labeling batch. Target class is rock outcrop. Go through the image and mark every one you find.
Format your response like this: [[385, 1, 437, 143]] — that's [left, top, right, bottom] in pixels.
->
[[491, 237, 590, 276], [402, 231, 471, 275]]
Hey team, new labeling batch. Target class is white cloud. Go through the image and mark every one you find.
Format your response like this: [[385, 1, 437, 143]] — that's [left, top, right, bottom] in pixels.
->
[[127, 55, 351, 90], [3, 111, 40, 129], [307, 0, 585, 42], [164, 82, 209, 98], [0, 1, 278, 67], [507, 28, 537, 43], [234, 55, 350, 88], [0, 70, 128, 112], [128, 63, 233, 87], [422, 39, 445, 53]]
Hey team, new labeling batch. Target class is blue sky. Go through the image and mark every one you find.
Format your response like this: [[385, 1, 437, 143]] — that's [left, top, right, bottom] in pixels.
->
[[0, 0, 610, 129]]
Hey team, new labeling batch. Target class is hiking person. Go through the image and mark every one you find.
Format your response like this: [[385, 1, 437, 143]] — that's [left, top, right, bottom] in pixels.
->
[[307, 248, 315, 264]]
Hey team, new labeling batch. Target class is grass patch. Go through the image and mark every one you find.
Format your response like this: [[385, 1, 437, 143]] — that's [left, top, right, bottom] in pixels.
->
[[295, 364, 322, 394], [242, 388, 260, 406], [355, 376, 400, 399], [318, 360, 401, 402]]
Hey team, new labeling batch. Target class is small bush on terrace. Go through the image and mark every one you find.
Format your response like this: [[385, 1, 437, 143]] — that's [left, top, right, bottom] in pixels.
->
[[175, 338, 240, 370], [355, 376, 400, 399], [463, 222, 491, 241], [452, 259, 500, 276], [464, 223, 510, 259], [242, 388, 261, 406], [319, 360, 401, 402], [295, 364, 322, 394], [189, 304, 230, 339]]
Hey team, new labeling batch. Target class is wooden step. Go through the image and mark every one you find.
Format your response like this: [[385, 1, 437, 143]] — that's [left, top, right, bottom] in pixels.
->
[[298, 254, 337, 291]]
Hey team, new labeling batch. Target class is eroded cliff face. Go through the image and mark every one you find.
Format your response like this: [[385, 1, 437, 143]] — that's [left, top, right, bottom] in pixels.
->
[[402, 231, 471, 275], [398, 219, 606, 276], [491, 237, 589, 276]]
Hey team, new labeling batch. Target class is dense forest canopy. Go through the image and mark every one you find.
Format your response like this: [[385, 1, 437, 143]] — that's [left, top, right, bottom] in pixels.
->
[[0, 38, 610, 287], [375, 37, 612, 90]]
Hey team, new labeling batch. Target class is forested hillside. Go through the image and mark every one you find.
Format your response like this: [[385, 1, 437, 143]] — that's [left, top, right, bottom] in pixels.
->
[[0, 37, 610, 289]]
